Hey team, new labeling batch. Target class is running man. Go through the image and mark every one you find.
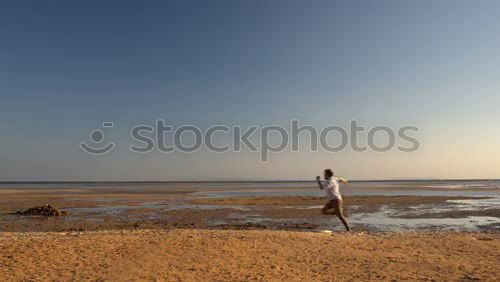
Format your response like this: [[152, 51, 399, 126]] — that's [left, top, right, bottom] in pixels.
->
[[316, 169, 351, 231]]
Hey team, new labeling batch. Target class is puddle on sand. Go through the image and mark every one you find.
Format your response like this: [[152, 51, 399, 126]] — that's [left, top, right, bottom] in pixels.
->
[[226, 213, 262, 219], [65, 217, 106, 222], [162, 204, 251, 211], [64, 197, 134, 202], [345, 205, 500, 231], [48, 195, 500, 232], [283, 205, 323, 209], [225, 213, 273, 224], [66, 201, 165, 215], [194, 189, 500, 198], [447, 198, 500, 209], [207, 220, 228, 226], [391, 198, 500, 217]]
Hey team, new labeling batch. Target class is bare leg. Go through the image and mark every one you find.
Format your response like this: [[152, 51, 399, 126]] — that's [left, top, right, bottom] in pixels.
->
[[336, 212, 351, 231], [323, 200, 351, 231], [321, 206, 336, 215], [335, 204, 351, 231], [321, 202, 335, 215]]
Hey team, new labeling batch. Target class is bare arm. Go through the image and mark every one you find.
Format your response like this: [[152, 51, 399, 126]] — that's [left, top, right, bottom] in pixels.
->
[[338, 176, 348, 184], [316, 176, 325, 190]]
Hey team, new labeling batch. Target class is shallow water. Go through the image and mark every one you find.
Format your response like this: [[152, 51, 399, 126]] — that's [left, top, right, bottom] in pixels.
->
[[162, 203, 252, 211], [194, 188, 500, 198], [347, 205, 499, 231], [2, 179, 500, 190], [66, 201, 166, 214], [57, 186, 500, 231], [3, 180, 499, 232]]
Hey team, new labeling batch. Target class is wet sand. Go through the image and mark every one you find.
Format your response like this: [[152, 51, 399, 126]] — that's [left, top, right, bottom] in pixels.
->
[[1, 187, 499, 232], [1, 229, 499, 281], [0, 189, 189, 212], [191, 195, 487, 206]]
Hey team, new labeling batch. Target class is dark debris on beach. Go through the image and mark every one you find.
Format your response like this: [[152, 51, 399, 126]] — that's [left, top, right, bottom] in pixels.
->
[[15, 204, 68, 216]]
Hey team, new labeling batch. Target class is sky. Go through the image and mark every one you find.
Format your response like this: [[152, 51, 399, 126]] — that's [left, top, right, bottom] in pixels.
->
[[1, 0, 499, 181]]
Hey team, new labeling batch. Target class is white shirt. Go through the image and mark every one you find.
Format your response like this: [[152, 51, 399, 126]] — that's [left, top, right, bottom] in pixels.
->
[[319, 176, 342, 200]]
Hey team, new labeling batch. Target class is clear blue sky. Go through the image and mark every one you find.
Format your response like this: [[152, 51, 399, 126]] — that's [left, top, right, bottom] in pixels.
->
[[1, 1, 499, 181]]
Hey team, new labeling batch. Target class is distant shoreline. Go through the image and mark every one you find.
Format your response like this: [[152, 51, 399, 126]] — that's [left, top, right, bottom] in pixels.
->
[[1, 179, 500, 184]]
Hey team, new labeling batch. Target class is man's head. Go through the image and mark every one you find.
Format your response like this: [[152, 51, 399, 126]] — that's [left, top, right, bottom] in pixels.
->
[[324, 169, 334, 179]]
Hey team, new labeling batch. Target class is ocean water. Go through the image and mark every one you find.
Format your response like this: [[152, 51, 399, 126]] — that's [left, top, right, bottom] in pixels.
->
[[2, 180, 500, 198], [1, 180, 500, 200], [1, 179, 500, 190]]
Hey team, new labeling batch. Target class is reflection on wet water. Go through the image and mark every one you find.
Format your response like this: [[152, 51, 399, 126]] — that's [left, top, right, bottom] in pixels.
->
[[447, 198, 500, 208], [348, 205, 499, 231], [57, 193, 500, 231], [67, 202, 165, 214], [194, 188, 500, 198], [65, 198, 133, 202], [162, 204, 252, 211]]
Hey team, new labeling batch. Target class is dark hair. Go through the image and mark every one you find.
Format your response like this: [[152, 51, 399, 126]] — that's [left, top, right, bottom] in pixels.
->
[[324, 169, 334, 178]]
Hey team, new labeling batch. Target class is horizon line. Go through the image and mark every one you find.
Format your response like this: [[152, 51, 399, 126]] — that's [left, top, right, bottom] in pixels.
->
[[1, 178, 499, 184]]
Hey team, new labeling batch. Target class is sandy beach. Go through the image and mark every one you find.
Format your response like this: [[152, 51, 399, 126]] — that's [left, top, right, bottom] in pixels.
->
[[1, 184, 499, 280], [1, 229, 499, 281]]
